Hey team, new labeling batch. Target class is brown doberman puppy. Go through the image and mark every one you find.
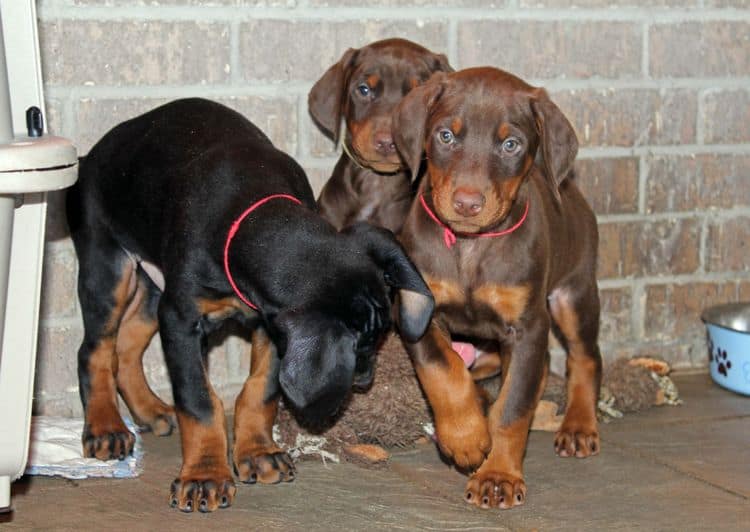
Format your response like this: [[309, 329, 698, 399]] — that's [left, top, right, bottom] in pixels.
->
[[393, 67, 603, 510], [309, 38, 452, 233]]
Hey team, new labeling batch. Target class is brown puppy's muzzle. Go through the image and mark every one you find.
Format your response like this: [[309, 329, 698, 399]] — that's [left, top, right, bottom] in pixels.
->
[[432, 180, 518, 234], [452, 186, 485, 218], [348, 117, 403, 173]]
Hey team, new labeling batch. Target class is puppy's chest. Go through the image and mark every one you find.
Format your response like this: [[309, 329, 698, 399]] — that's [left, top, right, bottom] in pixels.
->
[[422, 247, 531, 337]]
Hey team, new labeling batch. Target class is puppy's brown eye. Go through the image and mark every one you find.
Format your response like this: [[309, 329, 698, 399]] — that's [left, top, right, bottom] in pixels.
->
[[502, 138, 520, 153], [438, 129, 454, 144], [357, 84, 370, 97]]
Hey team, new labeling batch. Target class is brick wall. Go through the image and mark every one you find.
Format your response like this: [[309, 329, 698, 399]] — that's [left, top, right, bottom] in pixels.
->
[[34, 0, 750, 415]]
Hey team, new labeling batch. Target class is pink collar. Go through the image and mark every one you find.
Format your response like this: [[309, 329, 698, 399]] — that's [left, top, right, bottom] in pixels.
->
[[223, 194, 302, 310], [419, 193, 530, 249]]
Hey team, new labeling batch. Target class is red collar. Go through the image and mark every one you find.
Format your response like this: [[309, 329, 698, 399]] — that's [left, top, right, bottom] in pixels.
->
[[419, 193, 530, 249], [223, 194, 302, 310]]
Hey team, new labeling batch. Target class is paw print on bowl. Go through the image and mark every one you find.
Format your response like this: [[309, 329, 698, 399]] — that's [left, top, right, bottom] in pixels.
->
[[712, 347, 732, 377]]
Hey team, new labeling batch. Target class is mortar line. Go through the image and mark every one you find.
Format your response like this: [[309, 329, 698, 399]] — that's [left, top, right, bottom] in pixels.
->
[[637, 154, 648, 215], [44, 77, 750, 99], [597, 270, 750, 289], [641, 20, 650, 80], [297, 92, 309, 160], [229, 19, 241, 86], [696, 88, 706, 145], [447, 15, 458, 68], [631, 278, 645, 342], [597, 207, 750, 223], [699, 214, 709, 275], [38, 5, 750, 23]]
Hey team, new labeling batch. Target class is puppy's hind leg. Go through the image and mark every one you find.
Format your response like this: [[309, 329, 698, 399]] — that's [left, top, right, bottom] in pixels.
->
[[74, 241, 138, 461], [232, 327, 295, 485], [115, 267, 175, 436]]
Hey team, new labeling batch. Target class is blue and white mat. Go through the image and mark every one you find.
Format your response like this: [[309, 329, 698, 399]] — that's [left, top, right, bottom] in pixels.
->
[[25, 416, 143, 479]]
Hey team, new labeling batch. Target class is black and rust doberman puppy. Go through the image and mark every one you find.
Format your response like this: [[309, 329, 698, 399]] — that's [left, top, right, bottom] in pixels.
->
[[309, 38, 452, 234], [67, 98, 434, 513], [392, 68, 603, 509]]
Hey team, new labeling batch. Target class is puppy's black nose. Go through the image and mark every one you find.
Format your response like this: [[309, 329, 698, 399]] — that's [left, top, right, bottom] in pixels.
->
[[374, 132, 396, 155], [452, 187, 485, 217]]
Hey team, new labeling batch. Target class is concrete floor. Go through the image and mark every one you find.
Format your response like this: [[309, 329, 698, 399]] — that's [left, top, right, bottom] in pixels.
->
[[3, 373, 749, 531]]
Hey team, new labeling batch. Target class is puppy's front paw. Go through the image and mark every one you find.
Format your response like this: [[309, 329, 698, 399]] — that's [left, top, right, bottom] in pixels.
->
[[82, 423, 136, 461], [435, 409, 490, 470], [137, 409, 176, 437], [464, 468, 526, 510], [169, 472, 236, 513], [233, 447, 295, 484], [554, 423, 600, 458]]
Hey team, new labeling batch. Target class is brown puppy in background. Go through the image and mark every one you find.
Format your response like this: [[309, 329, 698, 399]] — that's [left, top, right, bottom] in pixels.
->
[[309, 38, 452, 233], [393, 67, 603, 510]]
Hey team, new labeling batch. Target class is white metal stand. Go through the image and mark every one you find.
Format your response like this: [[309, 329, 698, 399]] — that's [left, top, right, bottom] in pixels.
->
[[0, 0, 78, 513]]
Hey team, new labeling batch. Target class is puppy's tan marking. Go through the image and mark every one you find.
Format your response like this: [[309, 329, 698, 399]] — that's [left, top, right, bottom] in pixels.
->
[[473, 283, 530, 323], [424, 274, 465, 306]]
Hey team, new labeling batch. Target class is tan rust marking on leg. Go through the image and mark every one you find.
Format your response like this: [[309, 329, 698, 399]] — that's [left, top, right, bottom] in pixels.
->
[[173, 389, 235, 512], [232, 328, 293, 484], [473, 283, 530, 324], [177, 391, 230, 480], [549, 289, 600, 457], [84, 262, 137, 459], [196, 297, 249, 321], [465, 356, 546, 509], [412, 323, 489, 470], [116, 280, 173, 435], [423, 274, 465, 307], [104, 261, 137, 335]]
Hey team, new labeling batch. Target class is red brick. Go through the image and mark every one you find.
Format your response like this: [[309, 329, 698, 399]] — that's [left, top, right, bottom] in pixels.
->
[[40, 246, 78, 321], [574, 157, 639, 215], [40, 20, 231, 86], [706, 216, 750, 273], [739, 281, 750, 301], [76, 98, 170, 155], [646, 154, 750, 213], [35, 325, 83, 399], [650, 22, 750, 77], [457, 20, 641, 80], [240, 19, 448, 82], [522, 0, 696, 5], [703, 90, 750, 144], [597, 218, 701, 279], [45, 189, 70, 242], [310, 0, 499, 5], [304, 165, 337, 197], [599, 287, 633, 344], [217, 96, 299, 156], [643, 282, 740, 343], [552, 89, 697, 147], [76, 96, 298, 158]]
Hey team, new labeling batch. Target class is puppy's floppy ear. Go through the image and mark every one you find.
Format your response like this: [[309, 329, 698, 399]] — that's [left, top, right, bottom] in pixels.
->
[[392, 72, 446, 181], [346, 223, 435, 342], [530, 89, 578, 203], [308, 48, 359, 144], [430, 53, 454, 73]]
